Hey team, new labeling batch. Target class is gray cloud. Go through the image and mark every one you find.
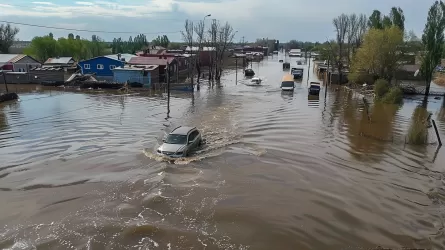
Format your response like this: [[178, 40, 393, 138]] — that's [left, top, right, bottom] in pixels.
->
[[0, 0, 435, 42]]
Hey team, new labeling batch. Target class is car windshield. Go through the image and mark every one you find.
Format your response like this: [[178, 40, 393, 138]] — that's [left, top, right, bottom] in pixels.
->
[[165, 134, 187, 144], [281, 81, 294, 87]]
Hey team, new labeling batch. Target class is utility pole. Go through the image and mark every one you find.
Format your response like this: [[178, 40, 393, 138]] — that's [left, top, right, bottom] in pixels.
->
[[325, 56, 330, 99], [235, 56, 238, 84], [242, 36, 245, 46], [167, 63, 171, 117], [306, 57, 311, 86], [1, 72, 8, 93]]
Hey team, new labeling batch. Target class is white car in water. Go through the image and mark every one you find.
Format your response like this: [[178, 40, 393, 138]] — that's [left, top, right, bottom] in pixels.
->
[[157, 126, 202, 158]]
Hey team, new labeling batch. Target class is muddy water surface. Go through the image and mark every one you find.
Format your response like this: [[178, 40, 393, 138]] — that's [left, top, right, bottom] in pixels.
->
[[1, 56, 445, 249]]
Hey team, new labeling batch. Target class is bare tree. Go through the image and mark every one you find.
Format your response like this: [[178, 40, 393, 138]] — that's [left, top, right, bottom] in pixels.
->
[[332, 14, 349, 83], [207, 20, 219, 81], [181, 20, 195, 87], [215, 22, 236, 80], [346, 14, 359, 66], [194, 20, 205, 84], [354, 14, 368, 49]]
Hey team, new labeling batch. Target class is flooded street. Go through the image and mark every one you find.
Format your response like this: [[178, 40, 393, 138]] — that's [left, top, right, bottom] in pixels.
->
[[2, 55, 445, 249]]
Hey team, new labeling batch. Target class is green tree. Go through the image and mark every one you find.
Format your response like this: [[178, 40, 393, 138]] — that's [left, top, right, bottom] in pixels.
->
[[351, 26, 404, 81], [0, 24, 19, 53], [368, 10, 383, 29], [25, 34, 106, 61], [152, 35, 170, 48], [390, 7, 405, 31], [382, 16, 392, 29], [421, 0, 445, 96]]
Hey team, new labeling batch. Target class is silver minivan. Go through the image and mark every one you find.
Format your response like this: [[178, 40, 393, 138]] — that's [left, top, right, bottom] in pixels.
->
[[157, 126, 202, 158]]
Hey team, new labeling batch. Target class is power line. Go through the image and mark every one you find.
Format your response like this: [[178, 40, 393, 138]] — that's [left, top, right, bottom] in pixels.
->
[[0, 20, 181, 35]]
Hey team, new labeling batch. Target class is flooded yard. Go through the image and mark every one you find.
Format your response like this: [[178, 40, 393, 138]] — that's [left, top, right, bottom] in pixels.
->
[[1, 56, 445, 249]]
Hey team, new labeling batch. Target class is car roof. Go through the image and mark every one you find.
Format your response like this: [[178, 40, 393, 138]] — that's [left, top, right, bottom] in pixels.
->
[[170, 126, 197, 135]]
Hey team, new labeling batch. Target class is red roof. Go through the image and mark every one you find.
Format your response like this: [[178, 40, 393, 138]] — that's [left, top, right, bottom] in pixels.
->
[[128, 56, 175, 66]]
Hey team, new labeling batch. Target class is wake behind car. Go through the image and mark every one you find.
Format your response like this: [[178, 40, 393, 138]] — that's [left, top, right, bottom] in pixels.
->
[[157, 126, 202, 158]]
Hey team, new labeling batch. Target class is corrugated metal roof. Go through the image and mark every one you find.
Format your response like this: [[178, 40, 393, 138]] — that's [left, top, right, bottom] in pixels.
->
[[185, 46, 216, 51], [105, 54, 137, 62], [128, 57, 175, 66], [44, 57, 74, 64], [0, 54, 23, 63]]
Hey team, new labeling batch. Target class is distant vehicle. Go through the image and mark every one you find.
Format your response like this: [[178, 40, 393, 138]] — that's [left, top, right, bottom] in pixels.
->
[[308, 82, 321, 95], [273, 51, 279, 54], [297, 61, 302, 65], [157, 126, 202, 158], [291, 67, 303, 79], [251, 77, 262, 84], [245, 68, 255, 76], [279, 59, 284, 63], [281, 74, 295, 91], [282, 62, 290, 70]]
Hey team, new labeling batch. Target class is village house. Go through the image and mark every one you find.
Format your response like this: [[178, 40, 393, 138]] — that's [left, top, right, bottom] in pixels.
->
[[43, 57, 76, 68], [0, 54, 41, 84], [127, 56, 178, 83], [184, 46, 216, 67], [78, 53, 136, 81], [0, 54, 41, 72], [112, 65, 159, 88]]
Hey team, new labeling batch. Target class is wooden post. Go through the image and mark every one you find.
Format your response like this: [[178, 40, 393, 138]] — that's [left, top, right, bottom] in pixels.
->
[[235, 56, 238, 84], [432, 119, 442, 146], [1, 72, 8, 93]]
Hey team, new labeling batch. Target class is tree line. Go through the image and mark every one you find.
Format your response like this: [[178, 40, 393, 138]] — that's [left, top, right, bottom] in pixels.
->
[[323, 1, 445, 98], [0, 26, 181, 62]]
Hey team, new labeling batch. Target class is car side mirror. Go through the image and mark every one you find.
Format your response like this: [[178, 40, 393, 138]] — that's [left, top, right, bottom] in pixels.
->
[[162, 139, 166, 142]]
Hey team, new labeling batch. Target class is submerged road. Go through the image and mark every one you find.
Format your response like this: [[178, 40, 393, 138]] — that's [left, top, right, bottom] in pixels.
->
[[1, 54, 445, 249]]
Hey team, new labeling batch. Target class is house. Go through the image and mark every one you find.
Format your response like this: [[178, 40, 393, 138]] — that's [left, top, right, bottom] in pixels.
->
[[43, 57, 76, 68], [78, 54, 136, 81], [112, 65, 159, 87], [29, 67, 67, 84], [136, 50, 189, 72], [137, 46, 166, 56], [184, 46, 216, 66], [128, 56, 178, 83], [0, 54, 41, 72]]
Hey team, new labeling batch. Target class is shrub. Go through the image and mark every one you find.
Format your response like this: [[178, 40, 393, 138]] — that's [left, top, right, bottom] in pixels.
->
[[407, 107, 429, 145], [374, 79, 390, 99], [381, 87, 403, 105]]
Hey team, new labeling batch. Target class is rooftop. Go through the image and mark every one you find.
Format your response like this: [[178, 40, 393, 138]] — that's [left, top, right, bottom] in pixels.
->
[[44, 57, 75, 65], [128, 56, 175, 66], [105, 53, 137, 62], [185, 46, 216, 51], [171, 126, 196, 135], [0, 54, 27, 63]]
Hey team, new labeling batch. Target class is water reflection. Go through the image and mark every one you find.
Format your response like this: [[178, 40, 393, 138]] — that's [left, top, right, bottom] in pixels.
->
[[342, 92, 399, 161], [308, 94, 320, 108], [0, 105, 8, 133]]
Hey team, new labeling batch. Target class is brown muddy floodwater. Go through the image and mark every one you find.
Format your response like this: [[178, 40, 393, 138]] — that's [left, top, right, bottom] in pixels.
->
[[1, 56, 445, 250]]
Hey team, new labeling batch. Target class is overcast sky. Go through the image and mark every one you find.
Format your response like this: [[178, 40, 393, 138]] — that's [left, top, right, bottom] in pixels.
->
[[0, 0, 435, 43]]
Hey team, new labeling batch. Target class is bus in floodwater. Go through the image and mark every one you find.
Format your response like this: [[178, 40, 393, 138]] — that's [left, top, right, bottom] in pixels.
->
[[281, 74, 295, 91]]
